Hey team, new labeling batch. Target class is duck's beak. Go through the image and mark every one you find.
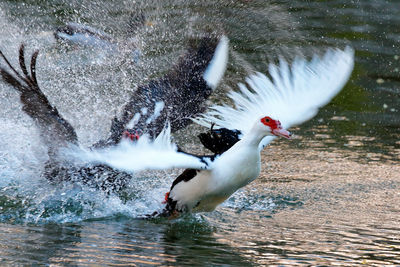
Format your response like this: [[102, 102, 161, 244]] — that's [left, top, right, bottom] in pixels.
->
[[272, 128, 292, 139]]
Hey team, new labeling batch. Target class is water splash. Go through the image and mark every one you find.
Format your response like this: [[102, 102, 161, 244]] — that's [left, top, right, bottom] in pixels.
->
[[0, 0, 312, 224], [0, 179, 168, 224]]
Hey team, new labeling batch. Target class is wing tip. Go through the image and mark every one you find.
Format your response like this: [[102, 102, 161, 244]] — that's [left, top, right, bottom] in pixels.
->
[[203, 35, 229, 90]]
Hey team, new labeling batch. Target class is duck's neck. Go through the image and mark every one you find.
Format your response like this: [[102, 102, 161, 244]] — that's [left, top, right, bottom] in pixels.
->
[[236, 128, 266, 149]]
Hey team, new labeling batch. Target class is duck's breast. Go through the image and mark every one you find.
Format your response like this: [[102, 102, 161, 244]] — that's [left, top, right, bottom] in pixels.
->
[[210, 148, 261, 197]]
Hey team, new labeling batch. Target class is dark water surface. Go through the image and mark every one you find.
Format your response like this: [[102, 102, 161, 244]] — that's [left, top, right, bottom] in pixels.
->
[[0, 0, 399, 265]]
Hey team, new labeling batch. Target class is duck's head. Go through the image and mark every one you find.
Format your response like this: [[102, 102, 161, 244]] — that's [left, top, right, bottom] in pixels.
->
[[257, 116, 292, 139], [54, 23, 113, 46]]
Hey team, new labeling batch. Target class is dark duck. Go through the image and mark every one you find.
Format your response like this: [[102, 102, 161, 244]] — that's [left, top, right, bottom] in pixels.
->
[[0, 34, 228, 192]]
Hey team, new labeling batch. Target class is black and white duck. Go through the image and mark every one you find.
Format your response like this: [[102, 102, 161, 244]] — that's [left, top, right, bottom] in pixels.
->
[[0, 34, 228, 192], [161, 47, 354, 216]]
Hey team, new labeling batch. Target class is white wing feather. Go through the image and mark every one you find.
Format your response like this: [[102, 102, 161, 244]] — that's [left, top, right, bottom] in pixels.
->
[[69, 47, 353, 173], [195, 47, 354, 149], [203, 36, 229, 90], [67, 126, 209, 173]]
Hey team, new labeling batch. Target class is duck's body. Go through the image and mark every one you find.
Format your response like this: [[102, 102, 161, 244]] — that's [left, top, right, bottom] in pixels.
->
[[191, 143, 261, 212], [163, 117, 290, 214]]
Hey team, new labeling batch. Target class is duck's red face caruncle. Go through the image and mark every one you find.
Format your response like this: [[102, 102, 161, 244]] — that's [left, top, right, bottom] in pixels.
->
[[260, 116, 292, 139], [122, 130, 140, 141]]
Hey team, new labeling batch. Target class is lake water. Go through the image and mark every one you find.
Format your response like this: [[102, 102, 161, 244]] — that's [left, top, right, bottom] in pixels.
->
[[0, 0, 399, 265]]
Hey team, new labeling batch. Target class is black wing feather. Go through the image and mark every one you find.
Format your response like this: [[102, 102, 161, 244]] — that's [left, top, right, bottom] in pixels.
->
[[0, 45, 78, 151], [19, 44, 30, 78], [198, 127, 242, 154]]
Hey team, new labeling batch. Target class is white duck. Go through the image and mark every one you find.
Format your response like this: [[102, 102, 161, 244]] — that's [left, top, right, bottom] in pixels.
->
[[78, 46, 354, 216], [159, 47, 354, 216], [163, 116, 291, 214]]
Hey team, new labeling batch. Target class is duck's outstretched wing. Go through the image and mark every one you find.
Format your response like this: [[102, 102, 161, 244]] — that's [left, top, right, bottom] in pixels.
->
[[0, 45, 78, 154], [71, 125, 212, 173], [98, 35, 229, 147], [195, 47, 354, 149]]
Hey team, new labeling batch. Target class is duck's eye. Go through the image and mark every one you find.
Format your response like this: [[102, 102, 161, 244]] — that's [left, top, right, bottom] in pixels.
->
[[64, 28, 73, 35]]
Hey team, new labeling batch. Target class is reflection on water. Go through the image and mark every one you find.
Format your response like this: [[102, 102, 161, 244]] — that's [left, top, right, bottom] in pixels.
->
[[0, 0, 400, 265], [213, 141, 400, 265], [0, 218, 252, 266], [296, 122, 400, 163]]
